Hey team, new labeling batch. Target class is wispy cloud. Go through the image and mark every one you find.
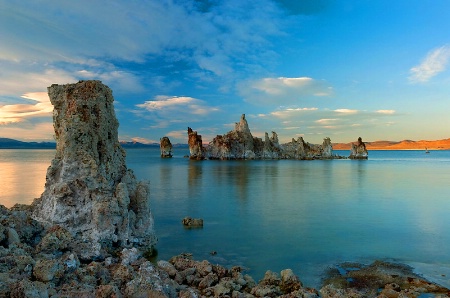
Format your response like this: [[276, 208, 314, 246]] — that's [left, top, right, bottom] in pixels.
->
[[240, 77, 333, 106], [253, 106, 399, 143], [376, 109, 396, 114], [166, 130, 188, 140], [334, 108, 358, 114], [135, 95, 220, 129], [270, 107, 318, 118], [0, 122, 54, 141], [137, 96, 219, 115], [0, 1, 286, 98], [409, 45, 450, 83], [316, 118, 338, 124], [0, 92, 52, 125]]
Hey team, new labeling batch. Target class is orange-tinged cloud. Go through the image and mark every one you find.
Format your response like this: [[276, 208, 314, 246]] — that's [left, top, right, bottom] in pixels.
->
[[0, 92, 52, 125]]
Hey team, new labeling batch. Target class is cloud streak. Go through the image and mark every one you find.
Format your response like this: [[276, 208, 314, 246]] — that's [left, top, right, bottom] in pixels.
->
[[240, 77, 333, 106], [135, 95, 220, 129], [0, 92, 52, 125], [409, 45, 450, 83], [253, 106, 399, 143], [0, 0, 285, 96]]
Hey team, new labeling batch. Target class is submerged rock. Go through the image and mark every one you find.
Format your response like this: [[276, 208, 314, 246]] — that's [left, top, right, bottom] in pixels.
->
[[349, 137, 369, 159], [182, 217, 204, 228], [160, 136, 173, 158], [31, 80, 157, 260], [321, 260, 450, 298]]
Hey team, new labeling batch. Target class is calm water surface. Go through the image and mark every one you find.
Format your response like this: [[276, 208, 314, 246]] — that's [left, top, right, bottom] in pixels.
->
[[1, 148, 450, 287]]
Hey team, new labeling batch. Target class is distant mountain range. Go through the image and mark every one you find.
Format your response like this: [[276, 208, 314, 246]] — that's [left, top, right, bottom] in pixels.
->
[[1, 137, 449, 150], [0, 138, 56, 149], [333, 138, 450, 150], [0, 138, 188, 149]]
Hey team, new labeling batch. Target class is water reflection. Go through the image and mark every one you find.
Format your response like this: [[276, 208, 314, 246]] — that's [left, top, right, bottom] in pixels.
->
[[234, 162, 252, 201], [0, 150, 53, 208], [187, 161, 203, 199]]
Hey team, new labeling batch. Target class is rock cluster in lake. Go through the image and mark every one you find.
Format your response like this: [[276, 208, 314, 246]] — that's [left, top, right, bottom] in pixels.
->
[[31, 80, 157, 261], [160, 136, 173, 158], [189, 114, 343, 160], [349, 137, 369, 159]]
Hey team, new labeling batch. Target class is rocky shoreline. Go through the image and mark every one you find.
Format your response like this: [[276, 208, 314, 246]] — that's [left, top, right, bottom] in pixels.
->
[[1, 80, 447, 297], [1, 204, 450, 297]]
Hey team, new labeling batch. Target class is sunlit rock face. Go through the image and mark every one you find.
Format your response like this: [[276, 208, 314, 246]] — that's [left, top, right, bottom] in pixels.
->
[[349, 137, 368, 159], [187, 127, 205, 160], [205, 114, 338, 160], [32, 80, 157, 260], [160, 136, 173, 158], [206, 114, 262, 159], [281, 137, 333, 159]]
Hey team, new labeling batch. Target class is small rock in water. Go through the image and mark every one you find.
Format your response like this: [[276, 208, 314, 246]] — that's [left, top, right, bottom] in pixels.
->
[[182, 216, 204, 227]]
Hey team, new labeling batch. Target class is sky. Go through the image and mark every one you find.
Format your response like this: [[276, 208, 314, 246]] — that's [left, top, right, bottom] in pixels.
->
[[1, 0, 450, 145]]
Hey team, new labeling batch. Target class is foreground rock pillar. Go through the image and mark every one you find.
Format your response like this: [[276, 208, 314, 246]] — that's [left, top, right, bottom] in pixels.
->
[[32, 80, 157, 260]]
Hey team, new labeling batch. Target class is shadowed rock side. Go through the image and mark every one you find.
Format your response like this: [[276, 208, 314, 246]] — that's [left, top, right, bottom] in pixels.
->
[[160, 136, 173, 158], [187, 127, 205, 160], [196, 114, 342, 160], [349, 137, 369, 159], [31, 80, 157, 261]]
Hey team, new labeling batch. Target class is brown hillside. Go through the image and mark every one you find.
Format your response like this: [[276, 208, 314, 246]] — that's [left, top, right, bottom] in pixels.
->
[[333, 138, 450, 150]]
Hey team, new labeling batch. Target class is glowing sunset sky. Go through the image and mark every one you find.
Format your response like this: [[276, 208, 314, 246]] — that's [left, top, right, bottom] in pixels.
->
[[1, 1, 450, 144]]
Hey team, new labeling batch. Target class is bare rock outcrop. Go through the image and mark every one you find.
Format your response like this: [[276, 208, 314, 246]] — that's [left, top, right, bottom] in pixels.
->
[[187, 127, 205, 160], [263, 131, 282, 159], [31, 80, 157, 260], [160, 136, 173, 158], [204, 114, 341, 160], [349, 137, 368, 159], [206, 114, 260, 159]]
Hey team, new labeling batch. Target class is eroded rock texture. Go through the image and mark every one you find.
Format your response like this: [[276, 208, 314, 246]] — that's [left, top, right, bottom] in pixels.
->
[[349, 137, 368, 159], [205, 114, 261, 159], [203, 114, 338, 160], [187, 127, 205, 160], [160, 136, 173, 158], [31, 80, 157, 260]]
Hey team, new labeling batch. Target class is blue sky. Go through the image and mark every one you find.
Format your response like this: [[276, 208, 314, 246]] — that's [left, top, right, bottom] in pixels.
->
[[1, 0, 450, 144]]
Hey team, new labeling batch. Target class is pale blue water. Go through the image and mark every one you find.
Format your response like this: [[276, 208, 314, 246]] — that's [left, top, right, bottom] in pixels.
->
[[1, 148, 450, 287]]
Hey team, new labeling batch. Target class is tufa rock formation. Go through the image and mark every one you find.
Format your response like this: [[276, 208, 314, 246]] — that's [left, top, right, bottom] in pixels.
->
[[187, 127, 205, 160], [349, 137, 369, 159], [201, 114, 339, 160], [31, 80, 157, 260], [205, 114, 261, 159], [160, 136, 173, 158]]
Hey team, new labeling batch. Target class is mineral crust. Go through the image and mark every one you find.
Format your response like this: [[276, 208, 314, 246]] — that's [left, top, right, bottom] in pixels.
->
[[32, 80, 157, 260]]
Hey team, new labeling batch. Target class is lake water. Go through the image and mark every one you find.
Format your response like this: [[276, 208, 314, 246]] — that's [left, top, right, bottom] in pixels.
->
[[1, 148, 450, 288]]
